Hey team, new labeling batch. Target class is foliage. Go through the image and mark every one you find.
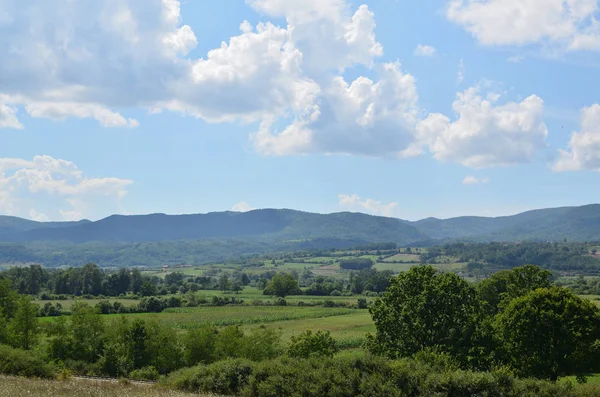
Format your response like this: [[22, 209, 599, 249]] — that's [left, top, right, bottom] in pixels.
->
[[129, 365, 160, 381], [368, 265, 479, 365], [424, 242, 599, 272], [8, 296, 39, 350], [164, 358, 254, 396], [263, 273, 301, 298], [163, 355, 581, 397], [0, 344, 55, 378], [478, 264, 553, 314], [339, 258, 374, 270], [495, 287, 600, 381], [287, 330, 338, 359]]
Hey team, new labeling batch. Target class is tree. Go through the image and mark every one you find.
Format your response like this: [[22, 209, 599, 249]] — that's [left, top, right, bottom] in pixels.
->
[[219, 274, 230, 293], [131, 268, 143, 294], [478, 265, 552, 315], [0, 278, 18, 320], [69, 303, 106, 362], [184, 326, 218, 366], [140, 281, 157, 297], [495, 287, 600, 381], [263, 273, 300, 298], [368, 265, 479, 364], [8, 296, 39, 350]]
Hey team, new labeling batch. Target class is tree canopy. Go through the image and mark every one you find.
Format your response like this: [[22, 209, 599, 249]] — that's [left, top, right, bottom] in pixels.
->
[[495, 287, 600, 381]]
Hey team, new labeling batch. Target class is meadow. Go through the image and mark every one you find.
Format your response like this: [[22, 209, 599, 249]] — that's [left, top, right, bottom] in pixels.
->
[[0, 376, 207, 397]]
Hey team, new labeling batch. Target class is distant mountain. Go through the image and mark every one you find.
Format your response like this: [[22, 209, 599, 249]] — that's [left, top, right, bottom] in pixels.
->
[[0, 216, 91, 239], [2, 204, 600, 247], [412, 205, 600, 242], [4, 209, 427, 246]]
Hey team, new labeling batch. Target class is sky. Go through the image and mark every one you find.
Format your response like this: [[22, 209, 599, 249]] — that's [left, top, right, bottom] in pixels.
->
[[1, 0, 600, 222]]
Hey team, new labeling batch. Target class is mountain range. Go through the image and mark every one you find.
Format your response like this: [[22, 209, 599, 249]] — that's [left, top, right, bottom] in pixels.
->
[[2, 204, 600, 245]]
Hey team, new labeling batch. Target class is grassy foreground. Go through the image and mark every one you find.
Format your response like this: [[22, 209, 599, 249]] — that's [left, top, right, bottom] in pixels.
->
[[0, 376, 213, 397]]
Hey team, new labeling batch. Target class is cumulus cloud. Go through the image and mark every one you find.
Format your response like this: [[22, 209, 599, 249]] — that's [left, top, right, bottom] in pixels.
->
[[0, 155, 133, 220], [414, 44, 437, 56], [253, 62, 421, 157], [0, 0, 402, 156], [338, 194, 398, 217], [446, 0, 600, 51], [417, 87, 548, 168], [554, 104, 600, 171], [231, 201, 255, 212], [462, 176, 490, 184]]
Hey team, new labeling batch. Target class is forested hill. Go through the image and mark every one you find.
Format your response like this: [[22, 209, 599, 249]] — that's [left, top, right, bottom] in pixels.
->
[[411, 204, 600, 242], [0, 210, 427, 245], [1, 204, 600, 246]]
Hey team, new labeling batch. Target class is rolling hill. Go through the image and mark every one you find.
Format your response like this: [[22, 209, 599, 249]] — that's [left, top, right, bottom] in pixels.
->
[[0, 210, 427, 245], [1, 205, 600, 266]]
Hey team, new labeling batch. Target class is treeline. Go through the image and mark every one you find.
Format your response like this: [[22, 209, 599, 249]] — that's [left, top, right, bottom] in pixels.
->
[[422, 242, 599, 271], [368, 265, 600, 382], [0, 264, 251, 297]]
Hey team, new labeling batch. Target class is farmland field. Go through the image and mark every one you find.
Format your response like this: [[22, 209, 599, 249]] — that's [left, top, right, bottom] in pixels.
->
[[381, 253, 420, 263]]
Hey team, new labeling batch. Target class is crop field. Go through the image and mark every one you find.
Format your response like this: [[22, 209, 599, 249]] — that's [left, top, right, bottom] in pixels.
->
[[242, 311, 375, 348], [381, 253, 421, 263], [95, 306, 364, 330]]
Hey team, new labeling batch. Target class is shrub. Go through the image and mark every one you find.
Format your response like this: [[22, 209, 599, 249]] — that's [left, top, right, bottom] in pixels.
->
[[163, 358, 253, 395], [130, 365, 160, 381], [357, 298, 368, 309], [287, 330, 338, 359], [0, 344, 55, 378]]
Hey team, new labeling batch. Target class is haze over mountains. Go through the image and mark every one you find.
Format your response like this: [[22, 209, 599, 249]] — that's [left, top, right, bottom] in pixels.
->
[[2, 204, 600, 245]]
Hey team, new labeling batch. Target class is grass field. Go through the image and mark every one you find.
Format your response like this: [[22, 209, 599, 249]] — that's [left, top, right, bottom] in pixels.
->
[[0, 376, 207, 397], [38, 305, 364, 330], [243, 311, 374, 348], [381, 253, 421, 263]]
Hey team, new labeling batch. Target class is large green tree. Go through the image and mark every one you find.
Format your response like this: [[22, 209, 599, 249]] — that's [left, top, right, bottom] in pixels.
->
[[8, 296, 39, 350], [368, 265, 479, 364], [478, 265, 552, 315], [495, 287, 600, 381], [263, 273, 300, 298]]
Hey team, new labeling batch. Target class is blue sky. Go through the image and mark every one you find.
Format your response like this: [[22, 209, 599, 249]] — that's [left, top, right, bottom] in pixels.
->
[[1, 0, 600, 221]]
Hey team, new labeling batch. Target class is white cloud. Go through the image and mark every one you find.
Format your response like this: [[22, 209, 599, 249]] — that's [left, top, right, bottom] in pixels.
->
[[231, 201, 255, 212], [247, 1, 383, 73], [338, 194, 398, 217], [0, 0, 395, 155], [457, 59, 465, 84], [253, 62, 421, 157], [418, 87, 548, 168], [462, 176, 490, 184], [446, 0, 600, 51], [0, 99, 22, 129], [554, 104, 600, 171], [0, 155, 133, 220], [28, 208, 49, 222], [414, 44, 437, 56]]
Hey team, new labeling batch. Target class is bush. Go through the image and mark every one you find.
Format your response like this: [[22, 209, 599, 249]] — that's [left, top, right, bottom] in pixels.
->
[[163, 358, 253, 395], [130, 365, 160, 381], [0, 344, 55, 378], [287, 330, 338, 359], [163, 354, 583, 397], [357, 298, 368, 309]]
